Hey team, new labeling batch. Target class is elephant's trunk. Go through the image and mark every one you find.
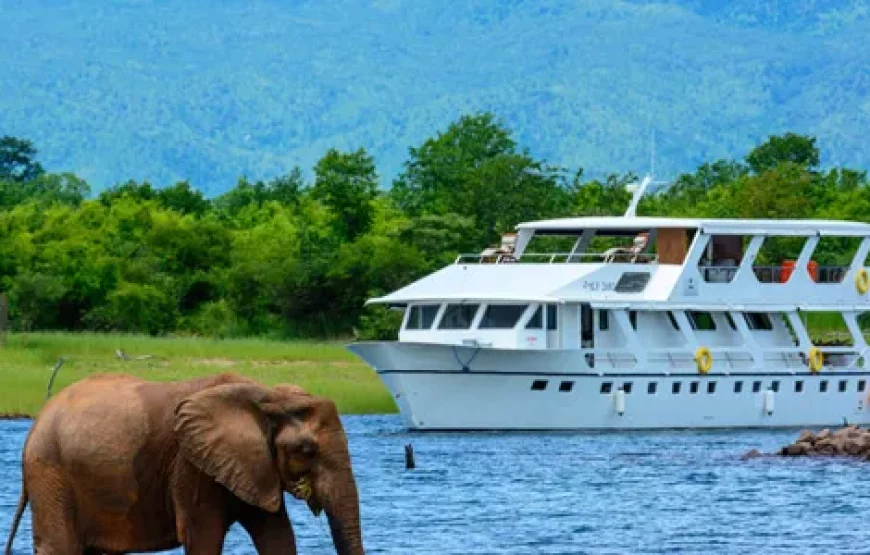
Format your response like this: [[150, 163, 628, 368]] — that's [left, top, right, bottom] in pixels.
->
[[318, 461, 364, 555]]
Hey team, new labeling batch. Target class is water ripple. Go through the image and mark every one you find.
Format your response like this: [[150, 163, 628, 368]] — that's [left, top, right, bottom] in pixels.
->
[[2, 416, 870, 553]]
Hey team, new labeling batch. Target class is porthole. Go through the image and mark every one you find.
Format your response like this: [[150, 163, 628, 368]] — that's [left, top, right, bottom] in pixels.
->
[[859, 380, 866, 393], [531, 380, 548, 391], [672, 382, 681, 394], [707, 381, 716, 394], [734, 381, 743, 393], [623, 382, 633, 394], [648, 382, 658, 394], [600, 382, 613, 394], [690, 381, 700, 394], [752, 381, 762, 393], [839, 379, 848, 393], [820, 380, 829, 393], [559, 381, 574, 393], [795, 380, 804, 393]]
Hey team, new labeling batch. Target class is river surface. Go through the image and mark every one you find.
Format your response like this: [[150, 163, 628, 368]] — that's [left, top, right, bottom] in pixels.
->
[[3, 416, 870, 554]]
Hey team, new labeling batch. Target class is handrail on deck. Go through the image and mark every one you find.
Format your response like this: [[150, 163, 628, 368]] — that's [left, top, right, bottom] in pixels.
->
[[454, 252, 659, 264], [699, 264, 851, 284]]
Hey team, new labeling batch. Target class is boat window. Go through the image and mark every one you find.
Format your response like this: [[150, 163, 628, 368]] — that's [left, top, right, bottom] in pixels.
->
[[438, 304, 480, 329], [648, 382, 657, 394], [859, 380, 866, 392], [525, 306, 543, 329], [599, 310, 609, 330], [629, 310, 637, 330], [795, 380, 804, 393], [771, 380, 780, 392], [734, 381, 743, 393], [405, 304, 440, 330], [479, 305, 527, 329], [707, 382, 716, 394], [615, 272, 650, 293], [839, 379, 848, 393], [672, 382, 681, 394], [745, 312, 773, 331], [559, 381, 574, 392], [667, 311, 679, 330], [690, 381, 699, 394], [546, 305, 558, 330], [531, 380, 548, 391], [688, 311, 716, 331], [752, 381, 762, 393], [820, 380, 829, 393], [622, 382, 633, 394], [600, 382, 613, 394]]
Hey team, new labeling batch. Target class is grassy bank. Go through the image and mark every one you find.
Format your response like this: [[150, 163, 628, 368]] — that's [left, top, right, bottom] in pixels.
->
[[0, 333, 396, 417]]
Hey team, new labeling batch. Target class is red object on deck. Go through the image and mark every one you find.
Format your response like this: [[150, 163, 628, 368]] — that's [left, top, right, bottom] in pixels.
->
[[781, 260, 819, 283]]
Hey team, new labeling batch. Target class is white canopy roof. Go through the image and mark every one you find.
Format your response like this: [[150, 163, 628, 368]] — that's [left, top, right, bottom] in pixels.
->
[[367, 264, 680, 305], [517, 216, 870, 237]]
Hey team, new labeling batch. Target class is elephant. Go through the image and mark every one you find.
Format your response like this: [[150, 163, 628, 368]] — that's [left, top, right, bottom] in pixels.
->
[[3, 372, 364, 555]]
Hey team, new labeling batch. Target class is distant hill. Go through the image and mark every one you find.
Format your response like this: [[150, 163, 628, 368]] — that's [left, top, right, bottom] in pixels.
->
[[2, 0, 869, 194]]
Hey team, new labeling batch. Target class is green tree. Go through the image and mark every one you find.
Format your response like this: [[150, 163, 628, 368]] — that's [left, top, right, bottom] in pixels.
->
[[0, 172, 90, 208], [569, 172, 635, 216], [0, 136, 44, 182], [392, 112, 570, 247], [311, 148, 378, 241], [156, 181, 210, 215], [98, 180, 158, 205], [745, 133, 819, 174], [214, 169, 307, 217]]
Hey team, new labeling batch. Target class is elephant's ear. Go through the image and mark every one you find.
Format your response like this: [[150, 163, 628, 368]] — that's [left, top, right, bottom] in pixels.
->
[[174, 383, 282, 513]]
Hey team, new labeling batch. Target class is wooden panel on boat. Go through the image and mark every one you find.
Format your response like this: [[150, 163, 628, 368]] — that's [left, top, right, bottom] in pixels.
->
[[710, 234, 743, 264], [656, 228, 689, 264]]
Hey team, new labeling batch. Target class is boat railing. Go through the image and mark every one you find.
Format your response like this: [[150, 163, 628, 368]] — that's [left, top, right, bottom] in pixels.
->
[[699, 264, 851, 284], [642, 345, 864, 371], [454, 252, 659, 264]]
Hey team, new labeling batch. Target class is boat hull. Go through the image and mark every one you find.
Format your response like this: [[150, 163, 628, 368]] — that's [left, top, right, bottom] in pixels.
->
[[348, 341, 870, 431]]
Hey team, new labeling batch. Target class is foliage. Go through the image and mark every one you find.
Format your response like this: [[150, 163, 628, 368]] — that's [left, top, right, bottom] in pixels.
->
[[0, 123, 868, 339], [393, 113, 571, 247], [2, 1, 869, 191], [0, 136, 44, 182]]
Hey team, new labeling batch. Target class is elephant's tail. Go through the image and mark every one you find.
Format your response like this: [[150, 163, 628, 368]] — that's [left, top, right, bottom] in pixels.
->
[[3, 485, 27, 555]]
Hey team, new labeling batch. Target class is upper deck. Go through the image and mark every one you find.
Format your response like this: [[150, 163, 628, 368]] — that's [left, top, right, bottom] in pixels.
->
[[369, 216, 870, 310]]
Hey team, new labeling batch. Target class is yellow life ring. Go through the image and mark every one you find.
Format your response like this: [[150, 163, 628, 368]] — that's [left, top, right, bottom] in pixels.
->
[[695, 346, 713, 374], [808, 347, 824, 373], [856, 268, 870, 295]]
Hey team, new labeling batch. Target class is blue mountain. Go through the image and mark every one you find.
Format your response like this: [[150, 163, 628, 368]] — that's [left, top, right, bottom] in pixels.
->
[[2, 0, 868, 194]]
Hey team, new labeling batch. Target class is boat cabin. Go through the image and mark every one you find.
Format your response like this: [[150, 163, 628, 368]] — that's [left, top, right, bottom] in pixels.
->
[[370, 216, 870, 373]]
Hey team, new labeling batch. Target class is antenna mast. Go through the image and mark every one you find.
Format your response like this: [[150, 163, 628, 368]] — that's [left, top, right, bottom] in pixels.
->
[[623, 130, 657, 218]]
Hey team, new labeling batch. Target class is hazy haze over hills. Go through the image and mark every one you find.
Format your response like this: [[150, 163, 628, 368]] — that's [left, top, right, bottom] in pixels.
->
[[1, 0, 869, 193]]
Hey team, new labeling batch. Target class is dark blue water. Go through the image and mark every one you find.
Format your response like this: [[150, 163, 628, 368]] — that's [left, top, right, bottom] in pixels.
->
[[3, 416, 870, 554]]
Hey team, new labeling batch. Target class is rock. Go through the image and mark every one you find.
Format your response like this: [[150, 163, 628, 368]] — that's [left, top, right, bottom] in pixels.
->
[[797, 429, 815, 444], [845, 439, 865, 456], [782, 443, 809, 456], [835, 425, 862, 439], [766, 426, 870, 461], [741, 448, 762, 460]]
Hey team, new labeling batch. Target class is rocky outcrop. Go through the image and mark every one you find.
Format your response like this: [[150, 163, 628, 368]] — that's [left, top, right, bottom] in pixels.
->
[[776, 426, 870, 459]]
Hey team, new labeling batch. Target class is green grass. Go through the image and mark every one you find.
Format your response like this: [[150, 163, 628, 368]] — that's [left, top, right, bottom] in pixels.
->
[[0, 332, 396, 417]]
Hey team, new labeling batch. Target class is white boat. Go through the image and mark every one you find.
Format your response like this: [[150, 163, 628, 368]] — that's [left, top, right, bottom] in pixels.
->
[[348, 178, 870, 430]]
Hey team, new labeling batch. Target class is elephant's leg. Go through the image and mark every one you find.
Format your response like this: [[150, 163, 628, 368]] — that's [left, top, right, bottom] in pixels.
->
[[239, 506, 297, 555], [179, 515, 227, 555], [30, 467, 85, 555]]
